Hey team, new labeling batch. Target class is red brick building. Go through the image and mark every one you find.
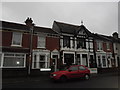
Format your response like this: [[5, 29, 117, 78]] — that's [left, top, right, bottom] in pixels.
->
[[0, 18, 60, 77], [0, 18, 119, 77]]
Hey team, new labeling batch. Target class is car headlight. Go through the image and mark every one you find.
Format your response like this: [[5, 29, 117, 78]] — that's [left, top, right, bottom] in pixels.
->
[[53, 74, 57, 76]]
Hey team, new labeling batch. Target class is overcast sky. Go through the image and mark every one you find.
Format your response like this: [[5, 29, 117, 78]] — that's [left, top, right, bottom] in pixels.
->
[[1, 2, 119, 36]]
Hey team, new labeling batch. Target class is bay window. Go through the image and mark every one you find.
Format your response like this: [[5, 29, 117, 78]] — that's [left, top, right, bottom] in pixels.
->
[[32, 53, 50, 69], [102, 56, 106, 67]]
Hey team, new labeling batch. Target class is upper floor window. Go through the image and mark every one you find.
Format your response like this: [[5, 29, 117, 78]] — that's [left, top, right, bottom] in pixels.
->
[[77, 38, 86, 49], [63, 36, 70, 48], [106, 43, 110, 50], [37, 36, 46, 48], [97, 41, 103, 50], [12, 32, 22, 46]]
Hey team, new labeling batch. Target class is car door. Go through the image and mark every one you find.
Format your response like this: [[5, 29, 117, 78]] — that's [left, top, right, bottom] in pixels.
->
[[67, 66, 79, 78], [78, 66, 88, 77]]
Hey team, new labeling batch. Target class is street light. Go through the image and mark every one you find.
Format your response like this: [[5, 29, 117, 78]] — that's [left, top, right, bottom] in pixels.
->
[[25, 17, 34, 75]]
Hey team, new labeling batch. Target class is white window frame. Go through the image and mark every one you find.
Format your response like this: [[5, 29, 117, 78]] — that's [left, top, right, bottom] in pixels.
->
[[81, 53, 88, 67], [1, 53, 26, 68], [37, 35, 46, 48], [11, 32, 22, 47], [0, 53, 3, 68], [106, 42, 110, 50], [96, 54, 107, 68], [97, 55, 102, 67], [39, 54, 48, 69], [63, 51, 75, 64], [32, 52, 50, 69], [97, 41, 103, 51], [102, 55, 107, 67]]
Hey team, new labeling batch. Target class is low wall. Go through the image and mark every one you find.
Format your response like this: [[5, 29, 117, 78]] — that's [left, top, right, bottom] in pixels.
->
[[97, 67, 119, 74]]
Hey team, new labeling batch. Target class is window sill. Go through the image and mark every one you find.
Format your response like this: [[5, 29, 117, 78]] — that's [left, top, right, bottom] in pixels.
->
[[11, 45, 22, 47], [97, 50, 103, 52], [37, 47, 46, 49], [1, 66, 25, 68]]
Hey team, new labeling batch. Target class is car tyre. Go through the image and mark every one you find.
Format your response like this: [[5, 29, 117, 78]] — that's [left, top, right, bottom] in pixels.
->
[[84, 74, 90, 80], [60, 76, 67, 82]]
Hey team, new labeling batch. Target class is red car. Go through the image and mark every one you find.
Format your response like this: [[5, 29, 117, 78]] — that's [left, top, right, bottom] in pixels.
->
[[50, 65, 90, 82]]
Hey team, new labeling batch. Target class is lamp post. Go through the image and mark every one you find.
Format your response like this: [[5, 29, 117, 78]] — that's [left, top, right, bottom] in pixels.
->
[[25, 17, 34, 75]]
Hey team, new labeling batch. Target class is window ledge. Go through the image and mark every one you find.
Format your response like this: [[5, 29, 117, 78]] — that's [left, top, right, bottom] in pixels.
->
[[97, 50, 103, 51], [11, 44, 22, 47], [1, 67, 25, 68], [37, 47, 46, 49]]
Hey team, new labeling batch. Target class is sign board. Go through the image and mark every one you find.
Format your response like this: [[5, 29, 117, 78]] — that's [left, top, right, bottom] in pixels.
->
[[88, 68, 97, 74]]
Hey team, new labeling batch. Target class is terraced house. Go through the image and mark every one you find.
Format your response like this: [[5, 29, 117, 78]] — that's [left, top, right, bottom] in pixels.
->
[[1, 18, 59, 77], [52, 21, 96, 69], [0, 18, 119, 77]]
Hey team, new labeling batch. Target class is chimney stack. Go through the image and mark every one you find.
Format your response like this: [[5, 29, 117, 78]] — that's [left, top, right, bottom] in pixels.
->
[[112, 32, 119, 38], [25, 17, 34, 28]]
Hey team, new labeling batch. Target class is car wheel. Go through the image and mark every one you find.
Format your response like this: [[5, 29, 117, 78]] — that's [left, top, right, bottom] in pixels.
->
[[60, 76, 67, 82], [84, 74, 90, 80]]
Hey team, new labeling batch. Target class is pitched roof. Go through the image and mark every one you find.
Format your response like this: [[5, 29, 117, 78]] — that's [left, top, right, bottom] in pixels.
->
[[1, 20, 29, 31], [54, 21, 92, 36], [93, 33, 120, 43], [54, 21, 79, 34], [1, 20, 57, 34], [93, 33, 112, 41]]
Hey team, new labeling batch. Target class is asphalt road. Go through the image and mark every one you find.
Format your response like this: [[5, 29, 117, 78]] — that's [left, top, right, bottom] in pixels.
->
[[2, 72, 119, 89]]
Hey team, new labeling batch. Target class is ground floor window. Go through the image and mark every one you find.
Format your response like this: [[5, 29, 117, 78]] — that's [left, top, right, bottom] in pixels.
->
[[64, 53, 75, 65], [82, 54, 88, 67], [97, 56, 101, 67], [102, 56, 106, 67], [77, 54, 81, 65], [32, 53, 50, 69], [1, 53, 26, 68], [97, 54, 108, 68]]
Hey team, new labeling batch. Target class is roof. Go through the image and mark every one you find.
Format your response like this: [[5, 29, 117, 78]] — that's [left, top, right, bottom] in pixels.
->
[[93, 33, 112, 41], [93, 33, 120, 43], [54, 21, 79, 34], [1, 20, 29, 31], [0, 20, 57, 34], [54, 21, 92, 36]]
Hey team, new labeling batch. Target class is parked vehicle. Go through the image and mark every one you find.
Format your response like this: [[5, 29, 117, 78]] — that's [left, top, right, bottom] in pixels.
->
[[50, 65, 90, 82]]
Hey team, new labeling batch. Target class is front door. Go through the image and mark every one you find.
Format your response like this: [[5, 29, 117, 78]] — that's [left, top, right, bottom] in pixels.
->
[[52, 55, 58, 71]]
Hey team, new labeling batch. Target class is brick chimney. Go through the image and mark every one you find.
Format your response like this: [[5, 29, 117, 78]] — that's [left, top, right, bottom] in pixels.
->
[[112, 32, 119, 38], [25, 17, 34, 27]]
